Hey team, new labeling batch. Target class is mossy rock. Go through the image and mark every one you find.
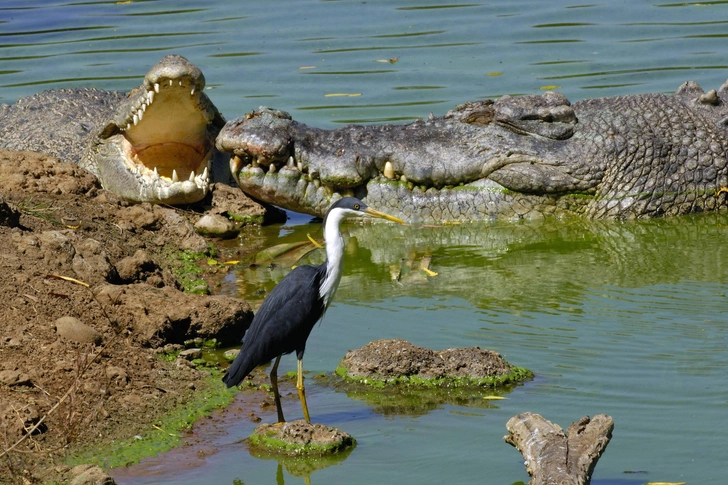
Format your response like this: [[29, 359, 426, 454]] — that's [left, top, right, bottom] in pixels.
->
[[319, 339, 532, 417], [336, 338, 533, 388], [248, 420, 356, 456]]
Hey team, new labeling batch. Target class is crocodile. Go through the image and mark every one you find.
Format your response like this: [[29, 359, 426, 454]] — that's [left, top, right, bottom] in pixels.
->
[[0, 55, 228, 205], [216, 79, 728, 222]]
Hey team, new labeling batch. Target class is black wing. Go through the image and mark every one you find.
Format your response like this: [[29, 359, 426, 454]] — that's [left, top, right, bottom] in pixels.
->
[[222, 264, 326, 387]]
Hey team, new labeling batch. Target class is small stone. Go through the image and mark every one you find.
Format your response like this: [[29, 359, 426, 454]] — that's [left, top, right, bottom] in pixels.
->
[[223, 349, 240, 361], [69, 464, 116, 485], [179, 348, 202, 360], [194, 214, 239, 239], [55, 316, 102, 345]]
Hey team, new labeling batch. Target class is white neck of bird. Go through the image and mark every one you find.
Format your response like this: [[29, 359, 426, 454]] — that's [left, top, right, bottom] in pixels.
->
[[319, 209, 347, 308]]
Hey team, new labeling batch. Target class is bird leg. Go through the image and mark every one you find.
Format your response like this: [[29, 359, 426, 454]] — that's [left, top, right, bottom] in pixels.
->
[[270, 355, 285, 423], [296, 358, 311, 423]]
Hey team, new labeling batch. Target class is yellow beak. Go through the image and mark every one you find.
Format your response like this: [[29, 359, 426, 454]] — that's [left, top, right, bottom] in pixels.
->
[[364, 207, 405, 224]]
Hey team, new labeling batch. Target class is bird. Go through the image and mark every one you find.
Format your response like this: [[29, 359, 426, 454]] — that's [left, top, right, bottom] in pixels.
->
[[222, 197, 404, 423]]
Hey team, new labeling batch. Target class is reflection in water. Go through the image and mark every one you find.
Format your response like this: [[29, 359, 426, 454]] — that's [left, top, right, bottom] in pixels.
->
[[234, 212, 728, 314], [249, 444, 354, 485], [317, 376, 516, 418]]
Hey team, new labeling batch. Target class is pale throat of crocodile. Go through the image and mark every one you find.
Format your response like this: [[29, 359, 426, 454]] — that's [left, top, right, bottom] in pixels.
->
[[119, 78, 212, 185]]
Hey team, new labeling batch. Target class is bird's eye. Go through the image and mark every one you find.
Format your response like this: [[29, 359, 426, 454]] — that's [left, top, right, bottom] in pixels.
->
[[353, 204, 360, 210]]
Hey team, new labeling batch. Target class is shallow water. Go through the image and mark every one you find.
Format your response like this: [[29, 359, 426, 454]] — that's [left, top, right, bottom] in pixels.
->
[[114, 213, 728, 484], [2, 0, 728, 484]]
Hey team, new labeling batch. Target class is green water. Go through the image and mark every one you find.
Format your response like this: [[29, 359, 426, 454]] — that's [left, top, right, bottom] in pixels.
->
[[2, 0, 728, 483]]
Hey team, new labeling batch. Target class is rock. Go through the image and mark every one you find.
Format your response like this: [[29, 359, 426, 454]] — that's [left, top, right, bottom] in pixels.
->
[[249, 420, 356, 455], [55, 316, 102, 345], [223, 348, 240, 361], [179, 348, 202, 360], [0, 369, 31, 386], [69, 464, 117, 485], [339, 338, 526, 384], [209, 182, 278, 224], [194, 213, 239, 239]]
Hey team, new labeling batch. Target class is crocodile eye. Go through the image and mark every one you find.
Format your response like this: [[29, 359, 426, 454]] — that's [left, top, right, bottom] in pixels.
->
[[353, 204, 360, 210]]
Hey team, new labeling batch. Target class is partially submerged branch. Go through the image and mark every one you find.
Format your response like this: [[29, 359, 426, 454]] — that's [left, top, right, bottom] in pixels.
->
[[504, 412, 614, 485]]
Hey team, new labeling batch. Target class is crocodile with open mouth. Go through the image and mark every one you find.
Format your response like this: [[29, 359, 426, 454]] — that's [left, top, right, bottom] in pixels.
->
[[0, 55, 228, 205], [216, 79, 728, 222]]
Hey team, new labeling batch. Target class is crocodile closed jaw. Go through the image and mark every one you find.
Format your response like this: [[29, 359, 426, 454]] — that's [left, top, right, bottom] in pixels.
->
[[218, 79, 728, 222]]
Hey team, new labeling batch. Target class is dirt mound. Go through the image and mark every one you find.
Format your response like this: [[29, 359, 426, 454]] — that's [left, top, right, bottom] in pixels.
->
[[340, 338, 514, 381]]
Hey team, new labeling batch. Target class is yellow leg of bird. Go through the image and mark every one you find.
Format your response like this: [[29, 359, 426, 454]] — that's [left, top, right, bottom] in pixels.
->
[[297, 359, 311, 423], [270, 355, 285, 423]]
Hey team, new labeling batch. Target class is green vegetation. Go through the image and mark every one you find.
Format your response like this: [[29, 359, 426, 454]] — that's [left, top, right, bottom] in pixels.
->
[[170, 248, 214, 294], [67, 372, 237, 469], [334, 364, 533, 389], [228, 212, 264, 225]]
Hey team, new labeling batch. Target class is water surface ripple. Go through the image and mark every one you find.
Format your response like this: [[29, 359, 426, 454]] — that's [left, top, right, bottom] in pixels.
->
[[1, 1, 727, 484]]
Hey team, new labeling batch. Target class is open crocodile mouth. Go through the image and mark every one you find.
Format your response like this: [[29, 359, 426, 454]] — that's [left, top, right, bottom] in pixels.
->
[[113, 75, 214, 194]]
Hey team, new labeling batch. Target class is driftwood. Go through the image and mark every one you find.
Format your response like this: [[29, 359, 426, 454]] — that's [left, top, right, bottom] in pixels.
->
[[504, 412, 614, 485]]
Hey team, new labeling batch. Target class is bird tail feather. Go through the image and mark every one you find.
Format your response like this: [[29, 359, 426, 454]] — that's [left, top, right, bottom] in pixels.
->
[[222, 349, 257, 388]]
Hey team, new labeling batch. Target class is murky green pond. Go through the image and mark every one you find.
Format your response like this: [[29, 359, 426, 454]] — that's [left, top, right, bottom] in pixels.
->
[[2, 0, 727, 484]]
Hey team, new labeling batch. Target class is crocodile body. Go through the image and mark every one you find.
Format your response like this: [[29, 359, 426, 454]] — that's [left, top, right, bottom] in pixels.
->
[[0, 55, 229, 205], [217, 80, 728, 222]]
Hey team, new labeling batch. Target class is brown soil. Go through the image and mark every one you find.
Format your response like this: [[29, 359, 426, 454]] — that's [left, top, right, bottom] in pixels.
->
[[0, 149, 276, 484]]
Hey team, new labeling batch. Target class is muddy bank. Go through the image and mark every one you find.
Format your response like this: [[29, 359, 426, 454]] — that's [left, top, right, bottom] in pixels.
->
[[0, 149, 272, 484]]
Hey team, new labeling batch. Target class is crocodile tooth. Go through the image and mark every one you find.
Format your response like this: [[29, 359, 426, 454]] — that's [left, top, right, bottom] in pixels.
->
[[313, 178, 320, 189], [191, 86, 195, 96], [201, 167, 208, 180], [383, 161, 395, 179], [170, 80, 173, 87], [268, 164, 276, 174], [400, 175, 408, 183], [133, 114, 138, 126], [126, 123, 131, 131], [153, 167, 159, 179], [297, 161, 304, 172], [287, 156, 295, 168], [141, 102, 147, 112], [172, 170, 179, 183], [148, 90, 155, 103], [154, 83, 160, 94], [342, 189, 355, 197], [189, 170, 195, 181], [137, 109, 143, 121]]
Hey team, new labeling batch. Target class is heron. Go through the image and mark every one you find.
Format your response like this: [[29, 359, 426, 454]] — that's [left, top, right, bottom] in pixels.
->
[[222, 197, 404, 423]]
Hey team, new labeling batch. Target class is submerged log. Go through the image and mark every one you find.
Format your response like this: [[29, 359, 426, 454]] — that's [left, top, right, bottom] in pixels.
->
[[504, 412, 614, 485]]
